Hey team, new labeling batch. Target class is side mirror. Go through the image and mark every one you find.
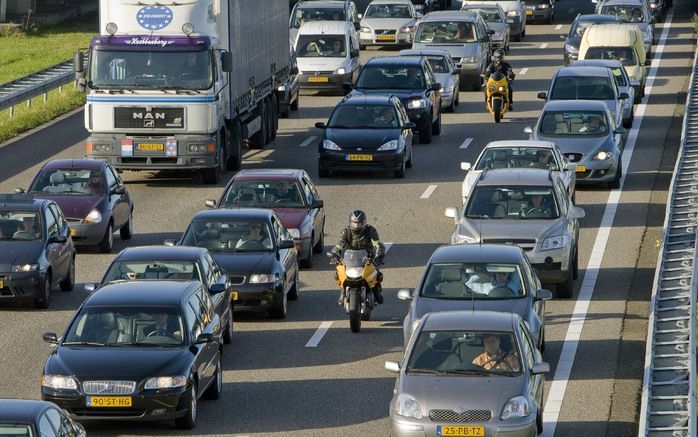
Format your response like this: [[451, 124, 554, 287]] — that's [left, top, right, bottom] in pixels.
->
[[397, 289, 413, 300], [205, 199, 217, 208], [354, 22, 361, 31], [453, 66, 462, 74], [111, 185, 125, 195], [566, 162, 577, 171], [311, 199, 324, 209], [487, 29, 495, 35], [210, 283, 226, 294], [73, 51, 84, 73], [614, 127, 627, 136], [481, 35, 491, 43], [351, 49, 360, 58], [532, 362, 550, 374], [523, 126, 533, 135], [83, 283, 96, 293], [537, 91, 548, 100], [559, 34, 567, 40], [444, 207, 459, 224], [645, 59, 651, 66], [384, 360, 401, 373], [195, 332, 214, 344], [536, 288, 554, 301], [315, 122, 326, 129], [569, 206, 586, 219], [222, 51, 233, 73], [619, 92, 629, 100], [14, 187, 25, 194], [342, 82, 353, 93], [290, 66, 299, 75], [460, 162, 472, 171], [49, 235, 67, 244], [279, 240, 295, 249], [43, 332, 59, 344], [430, 82, 441, 91], [163, 239, 176, 247], [403, 122, 416, 130]]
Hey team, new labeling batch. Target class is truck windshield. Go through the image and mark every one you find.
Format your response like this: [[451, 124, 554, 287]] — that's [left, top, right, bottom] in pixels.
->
[[90, 50, 213, 90]]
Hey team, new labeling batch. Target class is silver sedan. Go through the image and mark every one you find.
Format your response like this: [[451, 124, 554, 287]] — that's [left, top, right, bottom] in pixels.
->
[[399, 49, 461, 112]]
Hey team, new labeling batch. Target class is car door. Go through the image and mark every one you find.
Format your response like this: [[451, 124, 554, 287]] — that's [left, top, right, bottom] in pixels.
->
[[202, 252, 230, 320], [43, 205, 67, 284], [476, 18, 491, 73], [520, 322, 545, 409], [48, 203, 72, 279], [272, 215, 296, 293], [105, 165, 128, 228], [189, 290, 220, 390], [301, 175, 324, 247], [608, 108, 624, 150], [423, 62, 439, 121], [524, 255, 545, 329], [183, 297, 207, 395]]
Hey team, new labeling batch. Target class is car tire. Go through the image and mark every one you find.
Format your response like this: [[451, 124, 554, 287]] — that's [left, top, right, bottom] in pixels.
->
[[290, 93, 299, 111], [249, 102, 267, 149], [59, 257, 75, 292], [454, 90, 460, 107], [270, 94, 278, 141], [98, 222, 113, 253], [623, 109, 634, 128], [394, 157, 406, 179], [608, 163, 622, 189], [539, 328, 546, 352], [33, 273, 51, 309], [120, 210, 133, 240], [204, 356, 223, 400], [227, 121, 243, 171], [557, 270, 574, 298], [269, 289, 287, 319], [203, 145, 225, 185], [313, 228, 324, 254], [537, 409, 543, 435], [432, 112, 441, 136], [418, 121, 433, 144], [288, 274, 299, 301], [318, 165, 330, 178], [573, 246, 579, 280], [223, 312, 233, 344], [175, 383, 197, 429], [300, 244, 313, 268], [406, 147, 413, 169]]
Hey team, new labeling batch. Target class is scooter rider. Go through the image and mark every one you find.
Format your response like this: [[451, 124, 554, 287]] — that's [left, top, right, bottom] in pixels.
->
[[330, 210, 386, 304], [484, 49, 515, 110]]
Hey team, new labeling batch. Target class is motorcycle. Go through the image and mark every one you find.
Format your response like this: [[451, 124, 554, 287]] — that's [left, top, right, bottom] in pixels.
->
[[484, 71, 512, 123], [329, 249, 379, 333]]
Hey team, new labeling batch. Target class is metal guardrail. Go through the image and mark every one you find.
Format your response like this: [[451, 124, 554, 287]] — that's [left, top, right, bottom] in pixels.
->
[[638, 48, 698, 437], [0, 60, 76, 114]]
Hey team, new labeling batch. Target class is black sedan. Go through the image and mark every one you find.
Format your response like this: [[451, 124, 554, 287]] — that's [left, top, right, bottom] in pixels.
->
[[94, 245, 235, 344], [316, 95, 414, 178], [0, 399, 85, 436], [42, 281, 224, 429], [177, 208, 299, 319], [0, 194, 76, 309], [561, 14, 621, 65], [346, 55, 441, 144]]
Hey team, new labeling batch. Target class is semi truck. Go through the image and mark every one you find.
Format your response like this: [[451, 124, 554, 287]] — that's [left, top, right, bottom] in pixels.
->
[[75, 0, 292, 184]]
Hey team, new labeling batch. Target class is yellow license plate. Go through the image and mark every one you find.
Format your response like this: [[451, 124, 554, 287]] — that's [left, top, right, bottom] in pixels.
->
[[308, 76, 329, 83], [86, 396, 132, 408], [377, 35, 395, 41], [576, 165, 587, 172], [438, 426, 485, 436], [526, 9, 533, 14], [70, 228, 75, 236], [0, 279, 4, 289], [346, 154, 373, 161], [231, 291, 238, 301], [137, 143, 164, 151]]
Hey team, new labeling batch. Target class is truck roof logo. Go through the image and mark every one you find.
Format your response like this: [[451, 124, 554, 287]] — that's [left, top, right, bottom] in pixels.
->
[[137, 6, 173, 30]]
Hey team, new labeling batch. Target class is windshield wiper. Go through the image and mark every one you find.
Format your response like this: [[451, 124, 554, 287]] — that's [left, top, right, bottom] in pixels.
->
[[111, 342, 172, 347], [405, 368, 444, 375], [62, 341, 106, 346]]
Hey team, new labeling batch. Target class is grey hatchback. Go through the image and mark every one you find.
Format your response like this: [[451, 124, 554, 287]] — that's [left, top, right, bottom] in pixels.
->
[[386, 311, 549, 437]]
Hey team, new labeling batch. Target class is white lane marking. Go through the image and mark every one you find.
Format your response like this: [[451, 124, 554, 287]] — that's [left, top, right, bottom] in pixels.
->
[[420, 184, 438, 199], [540, 42, 549, 49], [298, 136, 317, 148], [519, 68, 529, 76], [541, 11, 673, 437], [384, 242, 393, 253], [459, 138, 474, 149], [305, 321, 333, 348], [555, 24, 562, 30]]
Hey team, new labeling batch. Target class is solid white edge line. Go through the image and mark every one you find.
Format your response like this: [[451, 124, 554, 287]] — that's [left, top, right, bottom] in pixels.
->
[[541, 11, 674, 437], [305, 321, 333, 347], [519, 68, 529, 76], [421, 184, 438, 199], [459, 138, 474, 149], [540, 43, 549, 49], [299, 136, 317, 147]]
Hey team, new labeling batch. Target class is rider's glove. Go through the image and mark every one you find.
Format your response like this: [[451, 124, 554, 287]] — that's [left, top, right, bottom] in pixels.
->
[[374, 256, 384, 266]]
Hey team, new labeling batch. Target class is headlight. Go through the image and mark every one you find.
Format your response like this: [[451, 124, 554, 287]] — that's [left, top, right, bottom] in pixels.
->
[[453, 234, 477, 244], [288, 228, 301, 239], [462, 56, 478, 63], [537, 3, 550, 8], [395, 393, 423, 419], [649, 2, 657, 8], [12, 263, 39, 272], [188, 143, 208, 153], [541, 236, 567, 251], [91, 143, 111, 153], [400, 25, 415, 33], [249, 273, 278, 284], [565, 43, 579, 54], [335, 67, 346, 75], [277, 84, 287, 92], [42, 375, 78, 390], [322, 140, 341, 150], [593, 151, 613, 160], [83, 209, 102, 225], [501, 396, 530, 419], [346, 266, 364, 278], [507, 10, 520, 16], [377, 140, 399, 151], [498, 86, 505, 92], [144, 375, 187, 389], [407, 98, 426, 109], [360, 26, 371, 33]]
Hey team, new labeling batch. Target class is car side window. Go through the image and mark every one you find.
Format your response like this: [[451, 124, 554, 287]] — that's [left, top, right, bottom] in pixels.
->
[[304, 176, 321, 201], [397, 101, 409, 123], [519, 324, 535, 369], [272, 217, 289, 245], [105, 166, 118, 190], [185, 299, 202, 340], [44, 206, 58, 237], [555, 179, 569, 212], [607, 111, 616, 130], [48, 204, 66, 233], [203, 253, 221, 285], [192, 288, 213, 326], [45, 408, 75, 437], [38, 414, 57, 437], [301, 179, 314, 205]]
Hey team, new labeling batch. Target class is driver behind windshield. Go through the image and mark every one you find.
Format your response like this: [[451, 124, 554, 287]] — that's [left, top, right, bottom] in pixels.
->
[[144, 312, 182, 342], [235, 223, 272, 249], [472, 334, 520, 371]]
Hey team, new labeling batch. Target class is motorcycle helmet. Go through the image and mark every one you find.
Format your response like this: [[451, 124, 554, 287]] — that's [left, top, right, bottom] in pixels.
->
[[349, 210, 367, 236], [491, 49, 505, 64]]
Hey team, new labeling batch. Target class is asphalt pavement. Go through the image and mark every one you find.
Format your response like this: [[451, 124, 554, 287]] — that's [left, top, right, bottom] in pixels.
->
[[0, 1, 695, 436]]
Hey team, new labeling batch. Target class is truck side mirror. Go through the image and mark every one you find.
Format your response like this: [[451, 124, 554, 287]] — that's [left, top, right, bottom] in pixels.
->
[[73, 51, 84, 74], [222, 52, 233, 73]]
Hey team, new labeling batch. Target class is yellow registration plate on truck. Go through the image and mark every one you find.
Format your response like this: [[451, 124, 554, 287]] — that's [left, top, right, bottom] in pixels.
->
[[136, 143, 164, 151], [346, 154, 373, 161], [308, 76, 329, 83], [576, 165, 587, 172], [438, 426, 485, 436], [86, 396, 132, 407]]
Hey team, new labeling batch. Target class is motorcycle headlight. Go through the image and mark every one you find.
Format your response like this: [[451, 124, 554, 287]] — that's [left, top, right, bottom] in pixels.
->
[[144, 375, 187, 389], [507, 10, 520, 16], [593, 151, 613, 160], [400, 25, 415, 33], [360, 26, 372, 33], [83, 208, 102, 225], [377, 140, 399, 151], [42, 375, 79, 391], [335, 67, 346, 75], [541, 236, 567, 251], [322, 140, 341, 151], [288, 228, 301, 239], [249, 273, 278, 284], [407, 98, 426, 109], [501, 396, 530, 419], [453, 234, 477, 244], [395, 393, 423, 419], [565, 43, 579, 54], [498, 86, 506, 92], [345, 266, 364, 278], [12, 263, 39, 272]]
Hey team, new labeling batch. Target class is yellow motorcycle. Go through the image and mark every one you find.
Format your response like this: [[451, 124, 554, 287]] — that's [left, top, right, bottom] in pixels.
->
[[330, 249, 379, 332], [484, 71, 511, 123]]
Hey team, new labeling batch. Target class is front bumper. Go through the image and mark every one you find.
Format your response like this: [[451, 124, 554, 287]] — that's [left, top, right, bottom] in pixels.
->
[[526, 8, 552, 21], [87, 134, 217, 171], [298, 71, 352, 92], [574, 157, 620, 184], [456, 62, 481, 84], [319, 149, 405, 173], [294, 236, 312, 259], [405, 107, 431, 131], [505, 16, 523, 36], [67, 220, 109, 245], [526, 246, 571, 284], [390, 415, 537, 437], [360, 31, 413, 46], [0, 271, 45, 300], [563, 51, 578, 66], [231, 281, 282, 312]]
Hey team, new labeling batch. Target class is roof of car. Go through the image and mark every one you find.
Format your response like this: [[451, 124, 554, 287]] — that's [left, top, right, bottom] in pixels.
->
[[575, 13, 621, 22], [0, 194, 47, 210], [542, 99, 611, 111], [601, 0, 644, 6], [399, 48, 452, 58], [421, 310, 519, 332], [85, 281, 200, 307], [191, 208, 274, 221], [340, 94, 397, 106], [298, 20, 352, 35], [460, 3, 503, 10], [364, 56, 424, 67], [429, 243, 525, 264], [296, 1, 348, 9], [572, 59, 625, 69], [555, 65, 611, 78], [420, 10, 480, 22], [484, 140, 557, 149], [476, 168, 554, 186], [368, 0, 414, 5], [40, 159, 104, 170], [232, 168, 305, 181], [0, 399, 52, 422], [113, 246, 207, 261]]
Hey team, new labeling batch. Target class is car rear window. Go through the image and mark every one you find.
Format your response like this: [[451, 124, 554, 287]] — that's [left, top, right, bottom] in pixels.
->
[[415, 21, 477, 44], [550, 75, 614, 100], [539, 110, 609, 136], [356, 66, 425, 89], [584, 47, 637, 68], [420, 262, 526, 299]]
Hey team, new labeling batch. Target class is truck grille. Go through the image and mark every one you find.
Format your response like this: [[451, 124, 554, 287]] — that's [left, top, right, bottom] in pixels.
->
[[82, 380, 136, 395], [114, 107, 184, 129], [429, 409, 492, 422]]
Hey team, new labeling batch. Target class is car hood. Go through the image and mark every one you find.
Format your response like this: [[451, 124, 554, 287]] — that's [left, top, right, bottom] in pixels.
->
[[273, 208, 308, 229], [434, 72, 454, 89], [486, 22, 507, 34], [411, 42, 479, 58], [0, 241, 43, 272], [362, 17, 415, 29], [624, 64, 643, 81], [32, 194, 103, 220], [326, 127, 401, 149], [413, 297, 530, 321], [297, 57, 346, 73], [210, 251, 276, 275], [46, 346, 192, 380], [457, 219, 565, 242], [534, 133, 613, 155]]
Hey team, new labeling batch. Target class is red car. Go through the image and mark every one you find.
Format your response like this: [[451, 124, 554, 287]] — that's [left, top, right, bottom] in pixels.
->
[[205, 169, 325, 268]]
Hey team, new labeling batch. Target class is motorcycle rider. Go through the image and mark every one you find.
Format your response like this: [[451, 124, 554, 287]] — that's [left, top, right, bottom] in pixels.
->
[[330, 210, 386, 304], [484, 49, 515, 111]]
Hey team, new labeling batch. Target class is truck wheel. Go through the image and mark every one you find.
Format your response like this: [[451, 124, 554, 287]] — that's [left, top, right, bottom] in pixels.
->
[[226, 122, 242, 171]]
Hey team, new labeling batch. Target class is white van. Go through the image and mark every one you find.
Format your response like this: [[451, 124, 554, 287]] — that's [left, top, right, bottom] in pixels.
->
[[294, 21, 361, 94], [579, 23, 649, 101]]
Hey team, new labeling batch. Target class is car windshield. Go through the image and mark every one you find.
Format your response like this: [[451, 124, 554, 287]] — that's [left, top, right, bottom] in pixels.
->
[[415, 21, 477, 43], [364, 4, 412, 18], [464, 8, 503, 22], [569, 18, 618, 37], [475, 147, 560, 171], [420, 263, 525, 299], [64, 307, 185, 347], [0, 211, 42, 240], [28, 168, 104, 196], [182, 220, 274, 252], [102, 261, 200, 284], [328, 104, 399, 128], [539, 110, 609, 136], [407, 330, 521, 376], [221, 180, 305, 208], [601, 5, 644, 22], [584, 47, 637, 68], [465, 186, 560, 219], [356, 66, 425, 89], [425, 56, 448, 73], [290, 7, 347, 28], [296, 35, 346, 58], [0, 425, 32, 437], [550, 76, 614, 100]]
